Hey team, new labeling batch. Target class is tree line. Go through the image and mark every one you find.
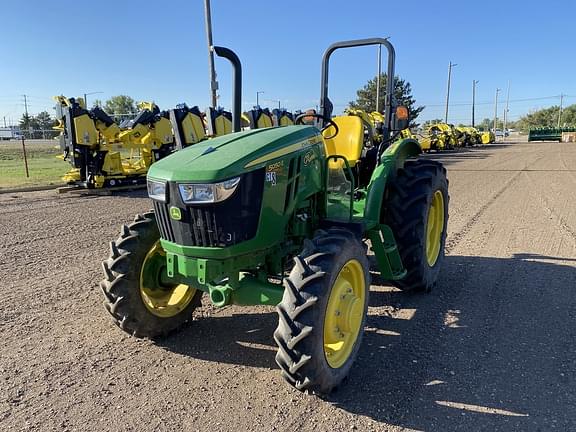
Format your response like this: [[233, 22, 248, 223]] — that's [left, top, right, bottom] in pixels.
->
[[514, 104, 575, 131], [18, 87, 570, 138], [418, 105, 575, 132], [18, 96, 138, 138]]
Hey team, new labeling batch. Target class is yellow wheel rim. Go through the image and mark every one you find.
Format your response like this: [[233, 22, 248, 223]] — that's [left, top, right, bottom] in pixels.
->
[[426, 190, 445, 267], [139, 241, 196, 318], [323, 259, 366, 369]]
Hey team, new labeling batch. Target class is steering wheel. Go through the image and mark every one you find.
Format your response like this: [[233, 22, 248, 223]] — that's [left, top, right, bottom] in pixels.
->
[[295, 113, 339, 139]]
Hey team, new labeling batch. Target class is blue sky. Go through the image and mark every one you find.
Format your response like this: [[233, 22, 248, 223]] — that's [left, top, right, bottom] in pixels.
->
[[1, 0, 575, 126]]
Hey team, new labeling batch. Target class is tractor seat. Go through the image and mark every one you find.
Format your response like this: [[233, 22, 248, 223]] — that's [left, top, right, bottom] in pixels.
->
[[322, 115, 364, 167]]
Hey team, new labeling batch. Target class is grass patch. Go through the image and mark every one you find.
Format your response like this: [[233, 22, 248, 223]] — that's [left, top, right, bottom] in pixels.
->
[[0, 140, 69, 189]]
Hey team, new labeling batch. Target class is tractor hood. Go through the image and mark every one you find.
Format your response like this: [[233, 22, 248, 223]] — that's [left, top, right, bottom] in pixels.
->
[[148, 125, 321, 182]]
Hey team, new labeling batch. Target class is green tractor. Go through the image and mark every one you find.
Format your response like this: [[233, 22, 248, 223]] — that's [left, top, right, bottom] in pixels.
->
[[100, 39, 449, 394]]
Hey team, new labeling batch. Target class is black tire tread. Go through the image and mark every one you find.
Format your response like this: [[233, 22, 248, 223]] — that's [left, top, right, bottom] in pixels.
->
[[274, 228, 370, 394], [100, 211, 202, 338], [382, 159, 449, 292]]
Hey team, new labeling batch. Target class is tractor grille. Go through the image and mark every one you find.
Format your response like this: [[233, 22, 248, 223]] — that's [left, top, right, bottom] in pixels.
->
[[153, 200, 176, 242], [154, 169, 264, 248]]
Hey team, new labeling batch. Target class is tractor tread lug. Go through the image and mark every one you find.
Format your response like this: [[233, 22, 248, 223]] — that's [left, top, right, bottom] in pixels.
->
[[295, 377, 312, 391], [109, 241, 120, 259], [120, 224, 131, 237], [101, 261, 114, 282], [291, 296, 318, 317], [293, 255, 313, 278], [289, 354, 311, 374], [286, 325, 313, 350]]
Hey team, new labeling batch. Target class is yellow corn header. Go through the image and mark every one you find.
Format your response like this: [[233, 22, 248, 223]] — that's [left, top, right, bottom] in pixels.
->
[[419, 123, 493, 152], [53, 96, 295, 188]]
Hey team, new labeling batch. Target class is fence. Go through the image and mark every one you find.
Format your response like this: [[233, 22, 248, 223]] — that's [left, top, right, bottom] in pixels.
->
[[0, 129, 61, 141], [20, 129, 61, 140]]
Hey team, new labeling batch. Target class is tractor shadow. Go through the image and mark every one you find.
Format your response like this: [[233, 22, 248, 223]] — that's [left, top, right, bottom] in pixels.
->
[[156, 253, 576, 431], [157, 306, 279, 369], [328, 253, 576, 430], [111, 189, 149, 199], [421, 142, 528, 169], [422, 147, 500, 168]]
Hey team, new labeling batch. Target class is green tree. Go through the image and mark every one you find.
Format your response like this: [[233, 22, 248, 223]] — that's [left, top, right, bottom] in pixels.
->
[[515, 104, 576, 131], [348, 74, 425, 127], [92, 99, 103, 109], [19, 113, 34, 131], [35, 111, 56, 139], [476, 118, 504, 131], [560, 105, 576, 126], [19, 114, 41, 138], [35, 111, 55, 131], [18, 112, 56, 138], [104, 95, 136, 117]]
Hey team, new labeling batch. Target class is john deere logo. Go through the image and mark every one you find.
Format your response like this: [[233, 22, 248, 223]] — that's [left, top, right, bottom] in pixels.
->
[[170, 206, 182, 220]]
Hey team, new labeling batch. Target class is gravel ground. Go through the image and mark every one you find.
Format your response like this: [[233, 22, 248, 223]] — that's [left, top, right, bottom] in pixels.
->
[[1, 141, 575, 431]]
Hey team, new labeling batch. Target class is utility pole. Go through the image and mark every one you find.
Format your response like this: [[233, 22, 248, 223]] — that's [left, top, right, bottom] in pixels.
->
[[375, 44, 382, 113], [204, 0, 218, 108], [265, 99, 281, 110], [22, 94, 29, 118], [256, 91, 265, 107], [472, 80, 479, 127], [503, 81, 510, 140], [558, 93, 564, 128], [445, 61, 457, 123], [83, 91, 103, 109], [22, 95, 29, 139], [493, 88, 501, 138]]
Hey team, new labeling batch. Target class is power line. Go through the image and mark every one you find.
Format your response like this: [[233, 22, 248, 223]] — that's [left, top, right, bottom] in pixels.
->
[[421, 95, 567, 107]]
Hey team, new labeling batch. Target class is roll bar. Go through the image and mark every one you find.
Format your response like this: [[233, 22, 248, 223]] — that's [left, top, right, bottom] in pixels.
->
[[320, 38, 395, 141]]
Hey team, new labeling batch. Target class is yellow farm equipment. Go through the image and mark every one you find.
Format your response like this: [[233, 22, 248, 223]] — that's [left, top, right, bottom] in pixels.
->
[[55, 97, 175, 188], [420, 123, 486, 152], [456, 126, 482, 147], [480, 130, 496, 144], [419, 123, 455, 151], [345, 108, 414, 149], [54, 95, 296, 189]]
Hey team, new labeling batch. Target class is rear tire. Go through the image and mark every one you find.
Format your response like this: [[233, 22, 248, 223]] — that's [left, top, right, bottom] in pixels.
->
[[382, 159, 449, 292], [100, 211, 202, 338], [274, 228, 370, 394]]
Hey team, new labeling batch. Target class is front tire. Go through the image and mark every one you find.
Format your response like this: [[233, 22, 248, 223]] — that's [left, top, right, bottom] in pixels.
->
[[274, 228, 370, 394], [100, 211, 202, 338], [382, 159, 449, 292]]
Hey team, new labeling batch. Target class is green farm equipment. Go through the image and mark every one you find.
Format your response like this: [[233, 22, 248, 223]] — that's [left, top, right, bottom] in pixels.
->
[[528, 127, 576, 142], [100, 39, 449, 394]]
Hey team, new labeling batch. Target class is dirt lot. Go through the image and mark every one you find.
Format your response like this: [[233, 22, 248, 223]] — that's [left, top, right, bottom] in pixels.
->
[[1, 141, 575, 431]]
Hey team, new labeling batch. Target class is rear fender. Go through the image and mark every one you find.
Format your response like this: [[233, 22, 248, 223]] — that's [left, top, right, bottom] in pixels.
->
[[363, 138, 421, 228]]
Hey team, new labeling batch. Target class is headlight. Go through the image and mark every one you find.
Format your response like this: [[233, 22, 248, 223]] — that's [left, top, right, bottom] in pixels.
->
[[179, 176, 241, 204], [147, 179, 166, 202]]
